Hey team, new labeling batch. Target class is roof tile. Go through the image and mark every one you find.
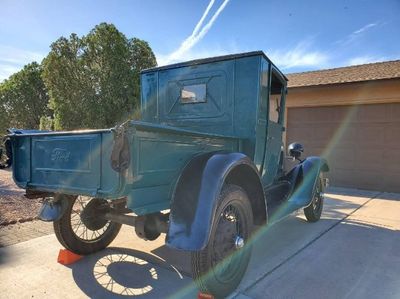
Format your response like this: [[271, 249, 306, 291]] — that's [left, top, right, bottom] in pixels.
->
[[287, 60, 400, 87]]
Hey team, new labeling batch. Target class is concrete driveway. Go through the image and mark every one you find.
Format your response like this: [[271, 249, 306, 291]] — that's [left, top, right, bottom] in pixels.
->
[[0, 188, 399, 299]]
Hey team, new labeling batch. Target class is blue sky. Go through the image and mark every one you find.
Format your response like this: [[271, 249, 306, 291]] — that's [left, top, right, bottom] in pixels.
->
[[1, 0, 399, 81]]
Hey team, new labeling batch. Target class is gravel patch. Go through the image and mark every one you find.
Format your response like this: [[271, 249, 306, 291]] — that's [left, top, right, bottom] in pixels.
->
[[0, 169, 43, 225]]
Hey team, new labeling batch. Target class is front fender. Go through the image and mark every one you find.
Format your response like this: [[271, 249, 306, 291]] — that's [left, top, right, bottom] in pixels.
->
[[287, 156, 329, 208], [166, 152, 264, 251]]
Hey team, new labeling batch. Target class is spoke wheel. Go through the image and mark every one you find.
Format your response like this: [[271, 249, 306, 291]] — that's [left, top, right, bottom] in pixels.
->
[[191, 184, 253, 298], [54, 194, 122, 255], [304, 174, 324, 222]]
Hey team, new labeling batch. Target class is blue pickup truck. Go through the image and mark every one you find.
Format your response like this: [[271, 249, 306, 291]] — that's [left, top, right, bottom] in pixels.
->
[[6, 51, 328, 297]]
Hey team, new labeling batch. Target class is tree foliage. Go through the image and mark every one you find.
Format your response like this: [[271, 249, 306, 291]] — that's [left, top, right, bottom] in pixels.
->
[[0, 62, 50, 134], [42, 23, 157, 130]]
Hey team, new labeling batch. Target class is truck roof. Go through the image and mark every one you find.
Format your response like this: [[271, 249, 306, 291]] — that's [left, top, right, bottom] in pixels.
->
[[142, 51, 288, 81]]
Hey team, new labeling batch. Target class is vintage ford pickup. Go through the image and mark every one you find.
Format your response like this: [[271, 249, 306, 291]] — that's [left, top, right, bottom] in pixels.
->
[[6, 51, 328, 297]]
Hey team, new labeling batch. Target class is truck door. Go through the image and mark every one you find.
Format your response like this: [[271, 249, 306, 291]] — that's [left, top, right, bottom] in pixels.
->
[[261, 68, 286, 186]]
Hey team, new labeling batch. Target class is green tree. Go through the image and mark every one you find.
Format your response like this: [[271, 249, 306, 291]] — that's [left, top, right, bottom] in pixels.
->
[[42, 23, 157, 130], [0, 62, 50, 134], [0, 90, 8, 134]]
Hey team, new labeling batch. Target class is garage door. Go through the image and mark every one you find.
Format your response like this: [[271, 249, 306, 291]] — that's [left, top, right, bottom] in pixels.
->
[[286, 103, 400, 192]]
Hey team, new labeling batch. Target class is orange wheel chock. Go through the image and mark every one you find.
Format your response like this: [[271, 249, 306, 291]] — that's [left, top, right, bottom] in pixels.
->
[[57, 249, 83, 265], [198, 292, 214, 299]]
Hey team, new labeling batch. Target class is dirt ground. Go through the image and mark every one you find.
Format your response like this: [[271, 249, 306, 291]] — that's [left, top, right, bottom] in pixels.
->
[[0, 169, 42, 225]]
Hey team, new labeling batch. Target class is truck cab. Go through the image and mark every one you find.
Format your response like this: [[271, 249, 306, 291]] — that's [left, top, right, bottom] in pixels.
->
[[140, 51, 287, 187]]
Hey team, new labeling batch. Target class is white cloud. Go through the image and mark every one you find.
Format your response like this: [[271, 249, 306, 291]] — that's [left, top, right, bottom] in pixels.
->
[[0, 64, 21, 82], [0, 45, 45, 65], [347, 55, 387, 66], [0, 45, 46, 81], [158, 40, 328, 72], [161, 0, 231, 65], [335, 22, 379, 46], [191, 0, 216, 38], [156, 47, 236, 66], [353, 23, 378, 35], [268, 41, 329, 70]]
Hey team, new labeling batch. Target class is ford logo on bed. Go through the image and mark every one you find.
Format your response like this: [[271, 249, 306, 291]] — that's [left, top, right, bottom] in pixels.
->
[[51, 148, 71, 162]]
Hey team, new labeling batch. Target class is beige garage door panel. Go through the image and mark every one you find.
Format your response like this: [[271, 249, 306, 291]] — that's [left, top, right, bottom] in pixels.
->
[[287, 103, 400, 192]]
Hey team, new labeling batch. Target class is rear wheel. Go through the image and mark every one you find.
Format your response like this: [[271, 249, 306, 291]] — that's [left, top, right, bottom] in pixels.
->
[[191, 184, 253, 298], [304, 175, 324, 222], [53, 194, 122, 255]]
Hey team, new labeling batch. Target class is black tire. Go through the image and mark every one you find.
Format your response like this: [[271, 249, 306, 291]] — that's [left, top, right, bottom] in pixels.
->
[[191, 184, 253, 298], [53, 194, 122, 255], [304, 174, 324, 222]]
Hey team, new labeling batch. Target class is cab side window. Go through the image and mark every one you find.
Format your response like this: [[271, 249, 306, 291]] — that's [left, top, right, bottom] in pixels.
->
[[269, 96, 280, 123], [269, 71, 284, 124]]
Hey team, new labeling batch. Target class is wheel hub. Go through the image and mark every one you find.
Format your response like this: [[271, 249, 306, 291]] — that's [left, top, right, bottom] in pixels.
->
[[234, 236, 244, 249], [80, 198, 109, 231]]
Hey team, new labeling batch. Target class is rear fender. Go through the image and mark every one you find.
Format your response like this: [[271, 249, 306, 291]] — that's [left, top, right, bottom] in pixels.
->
[[167, 152, 266, 251], [286, 156, 329, 208]]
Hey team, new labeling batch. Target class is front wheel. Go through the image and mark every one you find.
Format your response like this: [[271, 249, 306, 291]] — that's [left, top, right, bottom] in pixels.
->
[[191, 184, 253, 298], [53, 195, 122, 255], [304, 175, 324, 222]]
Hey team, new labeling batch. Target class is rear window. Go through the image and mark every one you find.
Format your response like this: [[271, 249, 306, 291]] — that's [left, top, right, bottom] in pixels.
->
[[180, 84, 207, 104]]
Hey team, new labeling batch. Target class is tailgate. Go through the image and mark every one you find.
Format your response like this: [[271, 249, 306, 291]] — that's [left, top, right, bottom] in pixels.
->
[[12, 130, 121, 196]]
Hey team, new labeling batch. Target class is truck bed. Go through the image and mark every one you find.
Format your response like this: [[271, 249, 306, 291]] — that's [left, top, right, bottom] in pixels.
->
[[10, 122, 240, 211], [11, 129, 121, 197]]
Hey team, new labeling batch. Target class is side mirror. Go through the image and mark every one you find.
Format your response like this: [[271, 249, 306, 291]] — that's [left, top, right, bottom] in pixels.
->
[[288, 142, 304, 161]]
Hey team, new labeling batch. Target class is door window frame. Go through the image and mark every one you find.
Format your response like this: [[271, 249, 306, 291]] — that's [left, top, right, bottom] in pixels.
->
[[269, 67, 286, 126]]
